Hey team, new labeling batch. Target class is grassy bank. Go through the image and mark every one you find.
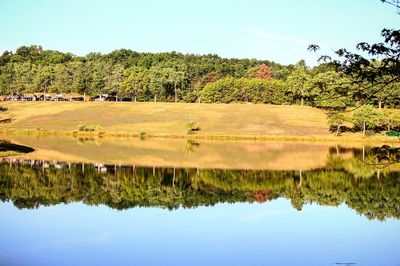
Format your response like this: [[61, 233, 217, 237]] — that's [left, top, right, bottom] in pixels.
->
[[0, 101, 398, 143]]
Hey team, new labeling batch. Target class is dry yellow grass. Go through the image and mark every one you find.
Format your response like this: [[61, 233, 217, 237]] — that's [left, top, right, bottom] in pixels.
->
[[0, 102, 399, 143], [1, 101, 329, 137]]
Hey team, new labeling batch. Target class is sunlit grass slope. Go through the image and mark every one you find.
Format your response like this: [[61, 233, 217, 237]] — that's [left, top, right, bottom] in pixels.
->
[[1, 102, 329, 137]]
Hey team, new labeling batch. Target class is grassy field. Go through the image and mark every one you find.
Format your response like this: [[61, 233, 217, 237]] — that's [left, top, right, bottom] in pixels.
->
[[0, 101, 397, 142]]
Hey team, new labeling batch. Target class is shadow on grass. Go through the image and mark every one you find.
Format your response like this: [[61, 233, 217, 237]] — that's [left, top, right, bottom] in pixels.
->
[[0, 141, 35, 154]]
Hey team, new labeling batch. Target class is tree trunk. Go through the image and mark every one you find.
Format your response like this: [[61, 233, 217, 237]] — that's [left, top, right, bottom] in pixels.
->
[[297, 169, 303, 189], [134, 96, 137, 102], [174, 82, 177, 103], [362, 145, 365, 161], [378, 100, 382, 110], [300, 90, 304, 106], [84, 92, 86, 101], [154, 95, 157, 102], [173, 166, 176, 187], [363, 120, 366, 137], [336, 125, 341, 136]]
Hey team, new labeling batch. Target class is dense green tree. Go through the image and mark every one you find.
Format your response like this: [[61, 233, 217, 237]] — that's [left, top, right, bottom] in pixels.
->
[[286, 62, 312, 106], [122, 66, 149, 101], [327, 111, 348, 136], [352, 105, 385, 136], [104, 64, 125, 98], [201, 78, 289, 104], [309, 71, 352, 109], [201, 77, 241, 103], [33, 65, 55, 94]]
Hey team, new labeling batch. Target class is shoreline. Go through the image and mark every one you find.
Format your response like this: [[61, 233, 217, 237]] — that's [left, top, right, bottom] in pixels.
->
[[1, 128, 399, 144]]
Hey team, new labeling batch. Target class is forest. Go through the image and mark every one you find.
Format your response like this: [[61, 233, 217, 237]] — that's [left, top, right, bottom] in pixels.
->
[[1, 45, 399, 109]]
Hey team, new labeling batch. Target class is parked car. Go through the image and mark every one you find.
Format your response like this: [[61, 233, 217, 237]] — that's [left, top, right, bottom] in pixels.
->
[[3, 94, 24, 101], [106, 96, 117, 101], [38, 94, 52, 101], [52, 94, 66, 101], [24, 96, 37, 101], [118, 97, 132, 102], [105, 95, 132, 102], [70, 97, 85, 101], [90, 94, 109, 101]]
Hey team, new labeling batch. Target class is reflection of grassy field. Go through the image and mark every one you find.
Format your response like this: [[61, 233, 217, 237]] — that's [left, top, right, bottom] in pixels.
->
[[3, 134, 348, 170], [6, 135, 399, 171], [1, 102, 329, 137]]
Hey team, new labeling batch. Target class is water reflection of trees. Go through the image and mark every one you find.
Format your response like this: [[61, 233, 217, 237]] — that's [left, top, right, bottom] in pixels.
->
[[0, 147, 399, 221]]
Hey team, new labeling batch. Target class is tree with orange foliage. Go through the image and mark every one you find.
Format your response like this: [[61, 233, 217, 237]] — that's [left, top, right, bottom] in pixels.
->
[[252, 189, 270, 203], [249, 64, 273, 80]]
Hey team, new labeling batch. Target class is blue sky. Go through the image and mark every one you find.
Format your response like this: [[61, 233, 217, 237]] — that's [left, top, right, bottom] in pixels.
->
[[0, 0, 399, 65], [1, 200, 400, 265]]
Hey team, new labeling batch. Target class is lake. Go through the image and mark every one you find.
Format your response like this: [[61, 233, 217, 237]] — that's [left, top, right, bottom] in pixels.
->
[[0, 135, 399, 266]]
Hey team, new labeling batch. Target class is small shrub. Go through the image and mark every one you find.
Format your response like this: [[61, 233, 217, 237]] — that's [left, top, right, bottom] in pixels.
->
[[139, 131, 148, 140], [186, 121, 200, 135], [77, 124, 101, 132]]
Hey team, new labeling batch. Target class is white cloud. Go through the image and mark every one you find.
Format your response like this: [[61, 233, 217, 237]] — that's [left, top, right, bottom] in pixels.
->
[[246, 28, 311, 46]]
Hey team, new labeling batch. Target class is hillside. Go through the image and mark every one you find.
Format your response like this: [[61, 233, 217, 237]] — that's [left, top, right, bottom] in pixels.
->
[[0, 102, 330, 138]]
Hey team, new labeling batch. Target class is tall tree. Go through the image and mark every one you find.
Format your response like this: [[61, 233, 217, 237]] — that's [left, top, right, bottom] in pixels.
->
[[122, 67, 149, 101], [286, 62, 312, 106], [104, 64, 125, 98]]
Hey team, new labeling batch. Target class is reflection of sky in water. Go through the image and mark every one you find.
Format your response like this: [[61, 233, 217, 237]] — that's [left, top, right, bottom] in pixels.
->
[[1, 199, 399, 266]]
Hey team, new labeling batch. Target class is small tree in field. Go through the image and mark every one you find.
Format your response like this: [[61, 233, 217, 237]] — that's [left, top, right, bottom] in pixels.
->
[[352, 105, 385, 136], [383, 110, 400, 131], [327, 111, 347, 136]]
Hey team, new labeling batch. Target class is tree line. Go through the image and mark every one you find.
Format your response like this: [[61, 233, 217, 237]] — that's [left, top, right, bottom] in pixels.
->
[[1, 45, 399, 108], [0, 45, 287, 102]]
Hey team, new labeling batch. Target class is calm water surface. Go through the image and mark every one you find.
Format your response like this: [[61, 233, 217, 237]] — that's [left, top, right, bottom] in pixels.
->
[[0, 136, 399, 266]]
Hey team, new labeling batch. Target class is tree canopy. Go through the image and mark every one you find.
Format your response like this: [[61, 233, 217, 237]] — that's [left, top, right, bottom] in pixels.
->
[[1, 45, 399, 109]]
